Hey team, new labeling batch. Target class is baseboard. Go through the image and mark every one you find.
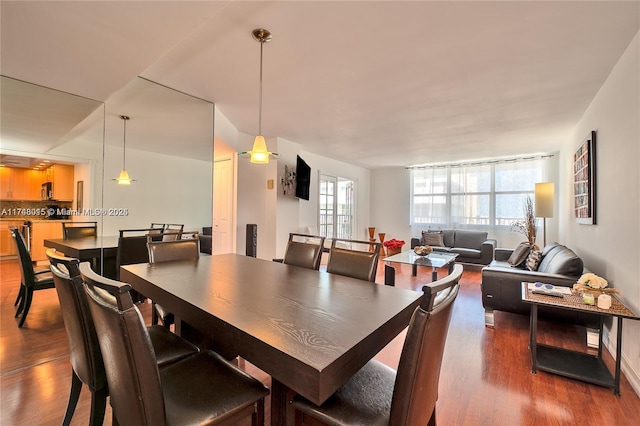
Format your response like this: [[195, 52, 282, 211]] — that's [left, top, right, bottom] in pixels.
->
[[603, 329, 640, 398]]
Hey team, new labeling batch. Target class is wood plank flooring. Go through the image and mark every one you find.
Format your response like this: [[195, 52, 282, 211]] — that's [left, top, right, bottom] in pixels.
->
[[1, 258, 638, 425]]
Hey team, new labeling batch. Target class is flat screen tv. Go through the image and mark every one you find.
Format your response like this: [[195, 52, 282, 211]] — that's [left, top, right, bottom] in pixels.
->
[[295, 155, 311, 200]]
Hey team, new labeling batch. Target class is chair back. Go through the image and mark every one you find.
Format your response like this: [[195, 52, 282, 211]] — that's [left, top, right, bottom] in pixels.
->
[[389, 264, 463, 425], [62, 222, 98, 239], [162, 224, 184, 241], [148, 223, 165, 241], [46, 249, 106, 392], [116, 229, 157, 279], [10, 226, 36, 287], [80, 262, 166, 425], [326, 238, 382, 282], [147, 235, 199, 263], [283, 233, 326, 270]]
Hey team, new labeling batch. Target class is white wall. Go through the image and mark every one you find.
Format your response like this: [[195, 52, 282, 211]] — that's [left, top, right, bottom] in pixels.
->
[[560, 32, 640, 395]]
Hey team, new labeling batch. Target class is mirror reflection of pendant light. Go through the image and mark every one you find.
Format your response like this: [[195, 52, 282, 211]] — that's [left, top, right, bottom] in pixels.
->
[[242, 28, 279, 164], [114, 115, 134, 184]]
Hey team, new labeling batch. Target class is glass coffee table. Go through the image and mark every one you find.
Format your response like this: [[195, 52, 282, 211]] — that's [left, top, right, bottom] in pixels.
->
[[383, 251, 459, 286]]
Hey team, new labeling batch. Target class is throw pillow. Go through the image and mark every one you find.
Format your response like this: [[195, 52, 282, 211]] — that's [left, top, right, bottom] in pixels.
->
[[421, 231, 444, 247], [525, 249, 542, 271], [507, 242, 532, 267]]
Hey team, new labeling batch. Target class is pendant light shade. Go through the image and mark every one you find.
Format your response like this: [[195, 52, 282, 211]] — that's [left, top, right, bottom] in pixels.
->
[[113, 115, 135, 184], [240, 28, 279, 164]]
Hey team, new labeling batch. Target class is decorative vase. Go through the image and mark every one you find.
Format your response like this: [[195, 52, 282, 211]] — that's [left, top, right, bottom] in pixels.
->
[[378, 233, 386, 255], [368, 227, 376, 240]]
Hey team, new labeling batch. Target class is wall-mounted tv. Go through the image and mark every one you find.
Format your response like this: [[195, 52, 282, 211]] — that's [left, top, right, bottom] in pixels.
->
[[295, 155, 311, 200]]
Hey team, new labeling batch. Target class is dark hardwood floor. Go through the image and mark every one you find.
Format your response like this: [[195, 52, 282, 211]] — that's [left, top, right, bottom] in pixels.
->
[[1, 258, 638, 425]]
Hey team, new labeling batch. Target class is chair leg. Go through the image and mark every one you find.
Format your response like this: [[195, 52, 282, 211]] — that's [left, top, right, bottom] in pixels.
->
[[62, 370, 83, 426], [17, 289, 34, 327], [89, 387, 108, 426], [252, 398, 265, 426], [14, 285, 24, 307], [151, 302, 159, 325], [15, 286, 26, 317]]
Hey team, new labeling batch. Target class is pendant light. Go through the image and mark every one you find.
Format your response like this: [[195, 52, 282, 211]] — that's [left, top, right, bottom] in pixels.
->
[[114, 115, 134, 184], [242, 28, 279, 164]]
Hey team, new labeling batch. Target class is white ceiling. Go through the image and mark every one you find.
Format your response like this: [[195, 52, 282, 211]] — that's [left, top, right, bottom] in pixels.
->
[[1, 1, 638, 168]]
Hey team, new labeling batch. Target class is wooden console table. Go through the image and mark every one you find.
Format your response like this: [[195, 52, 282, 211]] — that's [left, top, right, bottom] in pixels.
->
[[521, 282, 639, 396]]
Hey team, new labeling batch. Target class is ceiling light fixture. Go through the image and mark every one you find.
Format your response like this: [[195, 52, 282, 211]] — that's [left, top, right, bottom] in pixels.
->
[[113, 115, 135, 185], [240, 28, 279, 164]]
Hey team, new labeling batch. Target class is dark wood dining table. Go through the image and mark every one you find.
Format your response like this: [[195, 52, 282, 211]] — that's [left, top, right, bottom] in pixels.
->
[[120, 254, 423, 425], [44, 236, 120, 278]]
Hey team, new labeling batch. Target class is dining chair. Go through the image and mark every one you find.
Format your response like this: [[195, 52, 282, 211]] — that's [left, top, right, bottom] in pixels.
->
[[116, 228, 158, 302], [80, 262, 269, 426], [279, 233, 326, 270], [162, 223, 184, 241], [62, 221, 98, 239], [47, 249, 200, 426], [293, 263, 463, 426], [326, 237, 383, 282], [10, 226, 55, 327], [146, 235, 200, 327], [148, 223, 166, 241]]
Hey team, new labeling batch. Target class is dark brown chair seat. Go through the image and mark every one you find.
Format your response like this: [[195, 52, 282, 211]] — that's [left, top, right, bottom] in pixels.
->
[[10, 226, 55, 327], [80, 262, 269, 425], [293, 264, 463, 426], [47, 249, 199, 426], [326, 238, 382, 282]]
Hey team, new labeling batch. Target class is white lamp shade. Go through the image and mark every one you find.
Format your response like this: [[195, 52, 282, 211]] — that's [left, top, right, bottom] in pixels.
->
[[535, 182, 554, 217], [250, 135, 270, 164], [116, 169, 132, 185]]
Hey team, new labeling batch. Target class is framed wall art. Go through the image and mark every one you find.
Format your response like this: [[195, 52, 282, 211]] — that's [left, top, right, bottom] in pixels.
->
[[573, 131, 596, 225]]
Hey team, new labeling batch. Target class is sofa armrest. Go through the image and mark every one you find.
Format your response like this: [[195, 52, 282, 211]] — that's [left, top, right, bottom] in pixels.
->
[[494, 248, 513, 262], [479, 239, 497, 263], [482, 266, 579, 288], [411, 238, 421, 248]]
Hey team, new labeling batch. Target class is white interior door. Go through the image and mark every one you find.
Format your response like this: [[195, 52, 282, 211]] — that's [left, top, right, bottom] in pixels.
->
[[213, 158, 234, 254]]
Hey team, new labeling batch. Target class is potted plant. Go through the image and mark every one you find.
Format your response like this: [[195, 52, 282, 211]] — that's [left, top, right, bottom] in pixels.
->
[[383, 238, 406, 256], [510, 196, 537, 247]]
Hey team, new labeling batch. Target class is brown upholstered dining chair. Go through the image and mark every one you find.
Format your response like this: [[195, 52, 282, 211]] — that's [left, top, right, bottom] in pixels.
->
[[293, 263, 463, 426], [146, 235, 200, 327], [10, 226, 55, 327], [80, 262, 269, 426], [279, 233, 326, 270], [46, 249, 199, 426], [162, 223, 184, 241], [116, 228, 162, 302], [326, 237, 383, 282], [62, 221, 98, 239]]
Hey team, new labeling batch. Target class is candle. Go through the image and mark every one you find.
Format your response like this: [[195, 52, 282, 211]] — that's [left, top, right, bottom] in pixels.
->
[[582, 293, 595, 305], [597, 293, 612, 309]]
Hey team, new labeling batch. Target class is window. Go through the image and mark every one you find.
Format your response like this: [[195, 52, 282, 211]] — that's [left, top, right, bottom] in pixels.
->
[[319, 174, 355, 239], [411, 156, 550, 229]]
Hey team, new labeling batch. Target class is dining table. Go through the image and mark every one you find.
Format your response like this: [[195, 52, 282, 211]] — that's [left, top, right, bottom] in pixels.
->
[[120, 253, 423, 425], [44, 236, 120, 278]]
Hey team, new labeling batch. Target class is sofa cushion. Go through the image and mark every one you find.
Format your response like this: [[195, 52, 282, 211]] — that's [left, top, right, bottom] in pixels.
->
[[525, 249, 542, 271], [537, 244, 583, 277], [442, 230, 455, 248], [454, 230, 488, 250], [421, 231, 444, 247], [451, 247, 481, 259], [507, 242, 531, 267]]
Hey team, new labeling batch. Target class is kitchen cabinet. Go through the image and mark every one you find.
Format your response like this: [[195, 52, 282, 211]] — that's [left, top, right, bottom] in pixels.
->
[[0, 168, 46, 200], [50, 164, 74, 201], [0, 220, 22, 256], [31, 221, 63, 262]]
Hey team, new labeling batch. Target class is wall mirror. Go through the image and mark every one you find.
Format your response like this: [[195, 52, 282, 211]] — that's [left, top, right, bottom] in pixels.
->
[[1, 75, 214, 277]]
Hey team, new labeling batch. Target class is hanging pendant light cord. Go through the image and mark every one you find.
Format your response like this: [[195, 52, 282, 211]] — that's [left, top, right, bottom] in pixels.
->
[[122, 117, 127, 169], [258, 38, 264, 135]]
